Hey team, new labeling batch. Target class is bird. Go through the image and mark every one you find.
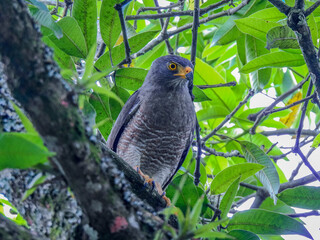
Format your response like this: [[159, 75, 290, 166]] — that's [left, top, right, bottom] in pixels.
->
[[107, 55, 196, 205]]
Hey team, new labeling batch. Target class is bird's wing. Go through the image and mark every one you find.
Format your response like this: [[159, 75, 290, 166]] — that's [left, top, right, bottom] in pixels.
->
[[106, 90, 141, 152], [162, 122, 195, 190]]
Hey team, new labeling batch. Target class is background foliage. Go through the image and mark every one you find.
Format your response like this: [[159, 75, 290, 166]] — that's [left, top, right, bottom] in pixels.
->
[[1, 0, 320, 239]]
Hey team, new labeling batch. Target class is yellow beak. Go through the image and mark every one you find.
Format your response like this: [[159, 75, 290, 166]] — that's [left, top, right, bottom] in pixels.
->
[[173, 66, 193, 79]]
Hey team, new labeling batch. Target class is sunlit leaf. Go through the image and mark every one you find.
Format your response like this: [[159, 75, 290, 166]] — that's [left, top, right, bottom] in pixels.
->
[[235, 18, 281, 42], [240, 141, 280, 202], [0, 133, 54, 171], [72, 0, 97, 50], [115, 68, 147, 91], [240, 52, 305, 74], [266, 26, 299, 50], [219, 177, 240, 220], [100, 0, 121, 49], [49, 17, 87, 58], [228, 209, 312, 239], [211, 163, 264, 194], [278, 186, 320, 210]]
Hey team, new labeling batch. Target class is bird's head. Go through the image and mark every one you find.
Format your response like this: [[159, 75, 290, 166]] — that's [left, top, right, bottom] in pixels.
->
[[143, 55, 194, 90]]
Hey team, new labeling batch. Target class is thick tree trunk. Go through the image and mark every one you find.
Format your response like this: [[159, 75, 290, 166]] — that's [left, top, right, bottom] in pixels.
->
[[0, 0, 168, 239]]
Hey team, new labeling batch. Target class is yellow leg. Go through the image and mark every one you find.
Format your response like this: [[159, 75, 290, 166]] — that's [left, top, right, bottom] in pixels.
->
[[135, 166, 171, 206]]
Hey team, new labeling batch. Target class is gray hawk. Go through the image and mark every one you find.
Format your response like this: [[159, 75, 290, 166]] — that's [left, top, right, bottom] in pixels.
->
[[107, 55, 196, 205]]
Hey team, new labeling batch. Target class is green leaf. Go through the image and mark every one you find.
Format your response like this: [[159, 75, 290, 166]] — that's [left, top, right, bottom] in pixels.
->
[[82, 43, 97, 84], [0, 198, 29, 227], [245, 35, 271, 91], [115, 68, 148, 91], [49, 17, 88, 58], [11, 102, 37, 135], [95, 31, 159, 72], [0, 133, 53, 171], [260, 198, 295, 215], [228, 209, 312, 239], [240, 52, 305, 74], [28, 0, 62, 38], [42, 36, 76, 71], [197, 105, 229, 121], [22, 173, 48, 201], [210, 163, 264, 195], [89, 92, 113, 139], [235, 18, 281, 42], [193, 58, 236, 110], [220, 177, 240, 220], [72, 0, 97, 50], [166, 174, 208, 214], [192, 86, 211, 102], [266, 26, 299, 50], [228, 230, 259, 240], [240, 141, 280, 202], [195, 231, 234, 239], [312, 133, 320, 148], [100, 0, 121, 49], [193, 219, 229, 238], [190, 195, 204, 227], [211, 16, 239, 46], [249, 7, 286, 22], [278, 186, 320, 210], [89, 86, 129, 139]]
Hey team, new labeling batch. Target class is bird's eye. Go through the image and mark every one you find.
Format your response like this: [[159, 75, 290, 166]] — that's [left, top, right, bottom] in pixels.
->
[[168, 62, 177, 71]]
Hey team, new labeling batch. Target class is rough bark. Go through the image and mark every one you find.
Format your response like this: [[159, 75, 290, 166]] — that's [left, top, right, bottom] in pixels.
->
[[0, 0, 168, 239]]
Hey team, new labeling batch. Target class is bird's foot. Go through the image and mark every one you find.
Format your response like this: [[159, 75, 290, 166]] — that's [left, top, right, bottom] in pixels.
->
[[135, 166, 171, 206], [135, 166, 155, 189], [155, 182, 171, 206]]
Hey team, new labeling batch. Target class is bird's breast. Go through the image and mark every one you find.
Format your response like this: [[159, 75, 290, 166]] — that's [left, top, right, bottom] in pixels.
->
[[116, 87, 195, 186]]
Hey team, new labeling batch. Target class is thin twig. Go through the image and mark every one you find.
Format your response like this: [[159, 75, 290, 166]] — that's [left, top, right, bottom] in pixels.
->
[[265, 142, 278, 154], [249, 75, 310, 134], [267, 0, 291, 15], [289, 161, 304, 181], [305, 0, 320, 16], [154, 0, 174, 55], [197, 81, 236, 89], [265, 94, 313, 115], [190, 0, 201, 186], [288, 210, 320, 218], [127, 0, 231, 20], [239, 182, 262, 191], [133, 1, 183, 29], [294, 81, 313, 149], [261, 129, 319, 137], [280, 170, 320, 192], [202, 89, 254, 143], [115, 1, 132, 66], [130, 0, 249, 60], [294, 148, 320, 182], [190, 0, 200, 66], [203, 145, 244, 158]]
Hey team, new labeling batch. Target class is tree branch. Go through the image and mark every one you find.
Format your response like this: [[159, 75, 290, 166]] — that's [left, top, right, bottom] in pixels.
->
[[115, 1, 132, 66], [202, 89, 254, 143], [248, 75, 309, 134], [267, 0, 291, 15], [130, 0, 250, 60], [197, 81, 237, 89], [288, 210, 320, 218], [261, 129, 319, 137], [305, 0, 320, 16]]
